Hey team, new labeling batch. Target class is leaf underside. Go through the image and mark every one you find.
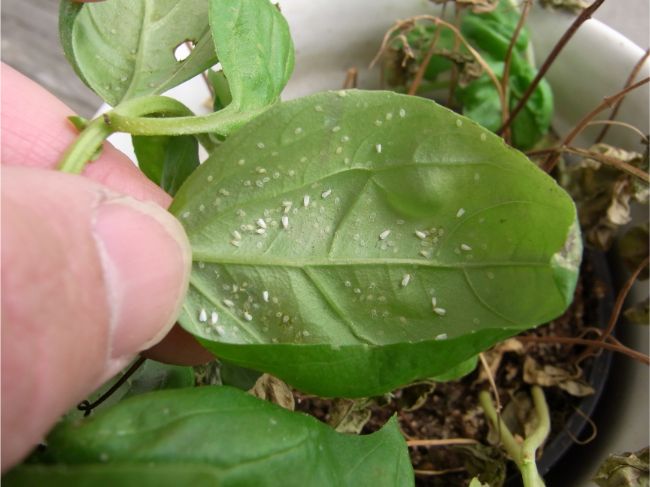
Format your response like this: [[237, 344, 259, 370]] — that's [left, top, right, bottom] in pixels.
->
[[59, 0, 216, 106], [170, 90, 581, 397], [5, 387, 413, 487]]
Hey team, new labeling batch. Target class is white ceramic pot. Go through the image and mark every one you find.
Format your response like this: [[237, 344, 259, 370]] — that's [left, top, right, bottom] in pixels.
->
[[105, 4, 649, 485]]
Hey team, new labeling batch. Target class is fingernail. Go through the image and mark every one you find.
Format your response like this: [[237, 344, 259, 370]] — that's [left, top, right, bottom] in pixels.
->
[[93, 197, 192, 360]]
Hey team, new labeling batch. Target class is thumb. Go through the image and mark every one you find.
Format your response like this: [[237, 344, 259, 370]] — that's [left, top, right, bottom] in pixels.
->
[[1, 165, 192, 470]]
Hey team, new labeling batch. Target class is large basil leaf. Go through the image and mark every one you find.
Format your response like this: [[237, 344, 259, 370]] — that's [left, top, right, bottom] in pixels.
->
[[170, 90, 581, 397], [59, 0, 216, 106], [5, 387, 413, 487]]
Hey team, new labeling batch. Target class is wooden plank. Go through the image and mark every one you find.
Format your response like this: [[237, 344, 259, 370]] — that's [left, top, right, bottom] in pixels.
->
[[1, 0, 101, 117]]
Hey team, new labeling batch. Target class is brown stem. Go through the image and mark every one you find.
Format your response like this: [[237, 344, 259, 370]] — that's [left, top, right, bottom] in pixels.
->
[[407, 438, 478, 447], [587, 120, 649, 143], [599, 255, 650, 342], [501, 0, 533, 143], [543, 77, 650, 172], [518, 336, 650, 365], [342, 67, 358, 89], [498, 0, 606, 135], [447, 6, 463, 107], [408, 24, 442, 96], [595, 48, 650, 143], [414, 467, 467, 476], [562, 146, 650, 183]]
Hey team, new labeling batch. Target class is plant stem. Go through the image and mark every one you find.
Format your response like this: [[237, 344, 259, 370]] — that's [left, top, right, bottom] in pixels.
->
[[479, 387, 550, 487], [543, 77, 650, 172], [478, 390, 522, 464], [520, 386, 549, 487], [498, 0, 606, 135], [107, 103, 267, 138], [518, 335, 650, 365], [501, 0, 533, 143], [58, 96, 200, 174], [407, 438, 478, 447], [562, 146, 649, 183], [599, 255, 650, 342], [58, 115, 113, 174], [595, 48, 650, 143]]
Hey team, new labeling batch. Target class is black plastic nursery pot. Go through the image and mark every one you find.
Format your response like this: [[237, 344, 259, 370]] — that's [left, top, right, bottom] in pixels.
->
[[510, 249, 615, 486]]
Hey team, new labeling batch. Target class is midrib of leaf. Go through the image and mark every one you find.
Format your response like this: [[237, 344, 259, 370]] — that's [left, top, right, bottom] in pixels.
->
[[121, 0, 150, 102], [190, 255, 551, 270], [181, 161, 538, 238]]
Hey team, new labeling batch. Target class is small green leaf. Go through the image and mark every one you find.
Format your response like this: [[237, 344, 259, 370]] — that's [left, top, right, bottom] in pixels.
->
[[6, 387, 413, 487], [206, 0, 294, 127], [132, 135, 200, 196], [59, 0, 216, 106], [171, 90, 580, 397]]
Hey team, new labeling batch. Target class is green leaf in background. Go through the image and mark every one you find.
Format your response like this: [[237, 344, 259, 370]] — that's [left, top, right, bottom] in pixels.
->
[[170, 90, 580, 397], [206, 0, 295, 127], [5, 387, 414, 487], [59, 0, 216, 106], [387, 0, 553, 150], [132, 135, 200, 196]]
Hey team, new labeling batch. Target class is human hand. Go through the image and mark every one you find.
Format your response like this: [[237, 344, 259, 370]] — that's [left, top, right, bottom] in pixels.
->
[[1, 64, 213, 471]]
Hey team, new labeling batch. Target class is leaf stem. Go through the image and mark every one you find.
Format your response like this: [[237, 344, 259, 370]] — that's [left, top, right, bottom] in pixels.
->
[[58, 96, 203, 174], [478, 390, 522, 464], [520, 386, 549, 487], [479, 386, 549, 487], [107, 103, 267, 138]]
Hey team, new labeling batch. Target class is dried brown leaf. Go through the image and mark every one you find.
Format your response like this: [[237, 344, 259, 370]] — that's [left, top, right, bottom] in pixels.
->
[[594, 447, 649, 487], [563, 143, 648, 250], [523, 356, 595, 397], [249, 373, 295, 410]]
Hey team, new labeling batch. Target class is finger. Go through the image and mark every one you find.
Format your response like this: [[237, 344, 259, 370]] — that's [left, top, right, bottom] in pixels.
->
[[1, 64, 213, 365], [1, 165, 191, 470], [1, 63, 169, 207]]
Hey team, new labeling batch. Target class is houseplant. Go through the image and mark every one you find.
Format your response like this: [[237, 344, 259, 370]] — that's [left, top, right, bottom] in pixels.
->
[[2, 0, 644, 487]]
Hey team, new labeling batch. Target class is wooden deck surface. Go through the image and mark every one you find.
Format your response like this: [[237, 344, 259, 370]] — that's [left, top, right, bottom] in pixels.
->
[[2, 0, 648, 118]]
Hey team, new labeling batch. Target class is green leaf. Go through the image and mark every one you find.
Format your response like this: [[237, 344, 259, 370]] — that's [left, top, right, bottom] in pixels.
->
[[59, 0, 216, 106], [431, 355, 478, 382], [206, 0, 294, 126], [132, 135, 200, 196], [5, 387, 413, 487], [171, 90, 580, 397]]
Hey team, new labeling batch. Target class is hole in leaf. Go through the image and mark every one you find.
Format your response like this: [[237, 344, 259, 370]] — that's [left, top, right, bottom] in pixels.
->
[[174, 40, 196, 62]]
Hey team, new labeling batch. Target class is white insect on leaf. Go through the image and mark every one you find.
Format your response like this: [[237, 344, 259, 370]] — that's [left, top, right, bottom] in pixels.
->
[[401, 274, 411, 287], [198, 308, 208, 323]]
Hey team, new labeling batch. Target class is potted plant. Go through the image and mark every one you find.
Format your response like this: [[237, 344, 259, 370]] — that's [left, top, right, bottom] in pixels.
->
[[3, 1, 648, 486]]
